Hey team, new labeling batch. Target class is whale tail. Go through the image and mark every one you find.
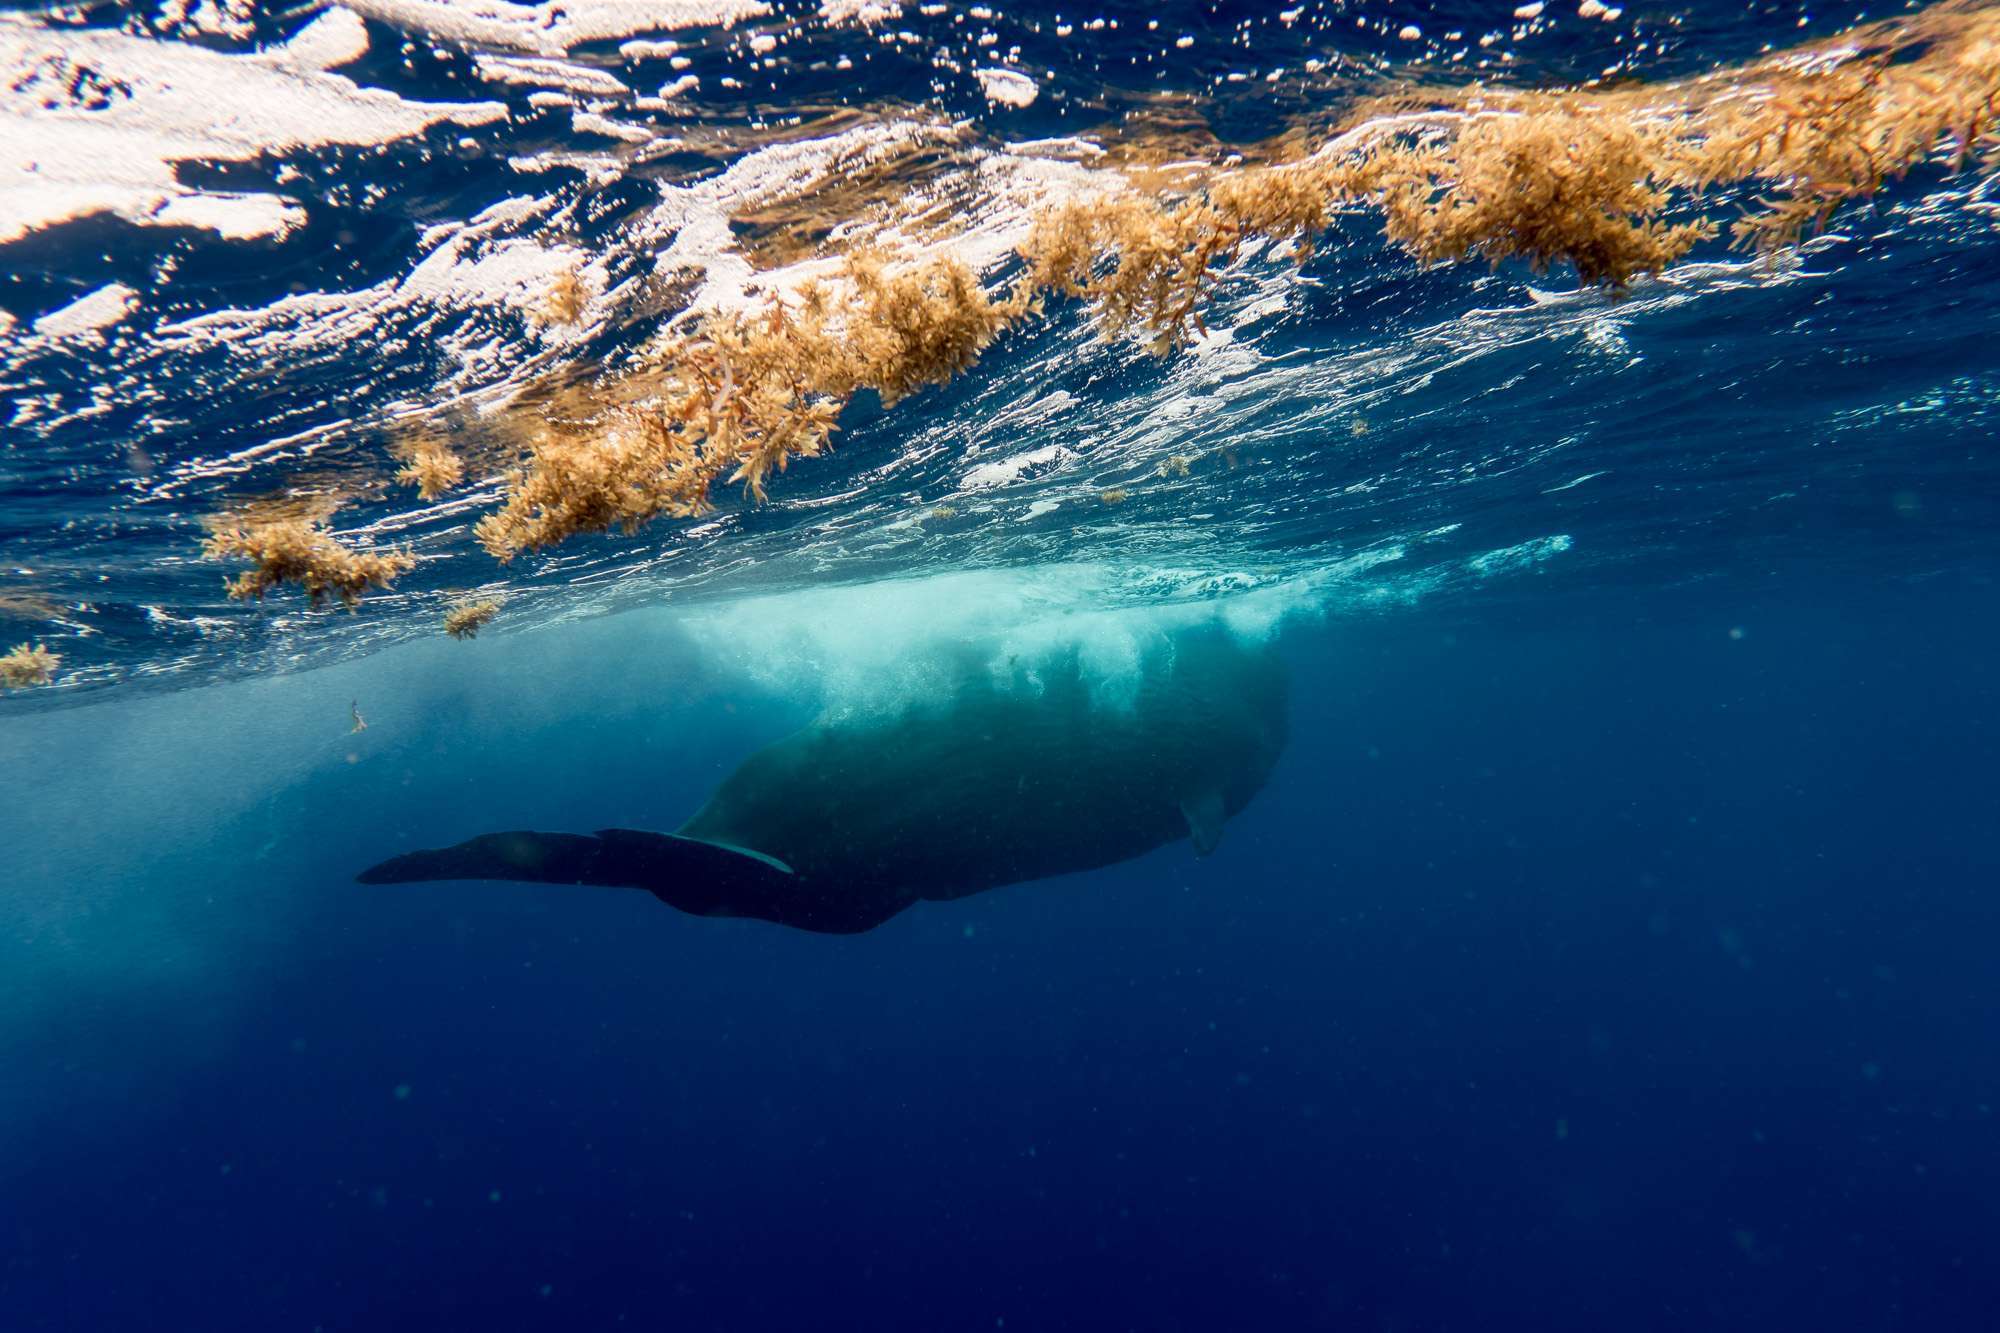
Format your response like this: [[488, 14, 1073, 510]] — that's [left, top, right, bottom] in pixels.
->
[[357, 828, 903, 934]]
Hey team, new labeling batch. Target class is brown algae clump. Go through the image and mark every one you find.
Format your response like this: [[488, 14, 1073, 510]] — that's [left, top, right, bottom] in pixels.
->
[[1342, 107, 1719, 288], [443, 599, 501, 639], [1027, 7, 2000, 306], [0, 642, 59, 688], [475, 249, 1031, 560], [204, 519, 418, 609], [395, 441, 466, 501], [1343, 7, 2000, 274], [1021, 164, 1335, 351]]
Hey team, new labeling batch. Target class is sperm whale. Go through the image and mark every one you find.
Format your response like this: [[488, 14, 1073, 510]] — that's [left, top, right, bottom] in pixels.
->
[[357, 623, 1287, 933]]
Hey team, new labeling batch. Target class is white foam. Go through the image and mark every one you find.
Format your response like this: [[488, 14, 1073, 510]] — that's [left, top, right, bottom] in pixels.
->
[[820, 0, 903, 24], [473, 53, 632, 97], [471, 193, 558, 229], [573, 111, 654, 142], [680, 563, 1304, 710], [337, 0, 770, 57], [31, 282, 138, 338], [399, 236, 583, 308], [1004, 136, 1106, 159], [1467, 534, 1574, 576], [0, 11, 505, 246], [960, 444, 1079, 491], [156, 0, 257, 41], [973, 67, 1039, 108], [151, 192, 309, 241], [267, 6, 372, 69]]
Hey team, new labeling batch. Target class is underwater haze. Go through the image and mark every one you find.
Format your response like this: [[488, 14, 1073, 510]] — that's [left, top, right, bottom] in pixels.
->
[[7, 0, 2000, 1328]]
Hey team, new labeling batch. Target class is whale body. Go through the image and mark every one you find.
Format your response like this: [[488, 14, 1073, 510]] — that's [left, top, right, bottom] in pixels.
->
[[357, 623, 1287, 933]]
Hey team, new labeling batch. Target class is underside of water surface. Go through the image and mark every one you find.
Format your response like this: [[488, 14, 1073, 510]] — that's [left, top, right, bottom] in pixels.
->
[[4, 0, 2000, 698]]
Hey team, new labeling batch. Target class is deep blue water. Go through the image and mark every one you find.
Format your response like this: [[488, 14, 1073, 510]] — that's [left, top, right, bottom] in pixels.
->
[[5, 572, 1998, 1331]]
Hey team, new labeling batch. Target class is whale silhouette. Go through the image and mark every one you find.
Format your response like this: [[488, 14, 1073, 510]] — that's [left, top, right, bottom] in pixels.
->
[[357, 623, 1287, 933]]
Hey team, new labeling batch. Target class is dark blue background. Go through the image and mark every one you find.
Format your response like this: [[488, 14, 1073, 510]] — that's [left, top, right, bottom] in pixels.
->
[[5, 573, 1996, 1332]]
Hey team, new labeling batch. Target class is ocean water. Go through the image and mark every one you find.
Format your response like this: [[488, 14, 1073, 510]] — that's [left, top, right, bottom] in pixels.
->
[[7, 0, 2000, 1328]]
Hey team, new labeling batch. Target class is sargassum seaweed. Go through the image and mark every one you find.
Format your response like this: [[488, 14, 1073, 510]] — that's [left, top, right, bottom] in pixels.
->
[[477, 8, 2000, 552], [200, 3, 2000, 593], [203, 519, 418, 609], [0, 642, 59, 688], [443, 598, 501, 639], [396, 441, 466, 501]]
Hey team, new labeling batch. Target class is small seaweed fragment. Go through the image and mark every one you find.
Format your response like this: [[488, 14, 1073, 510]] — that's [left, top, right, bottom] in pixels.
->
[[396, 441, 465, 501], [1099, 487, 1130, 505], [0, 642, 59, 688], [204, 518, 417, 609], [1156, 455, 1192, 478], [541, 266, 590, 325], [443, 598, 501, 639]]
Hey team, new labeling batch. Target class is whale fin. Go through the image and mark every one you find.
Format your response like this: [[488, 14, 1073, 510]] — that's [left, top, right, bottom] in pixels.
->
[[1179, 789, 1227, 856]]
